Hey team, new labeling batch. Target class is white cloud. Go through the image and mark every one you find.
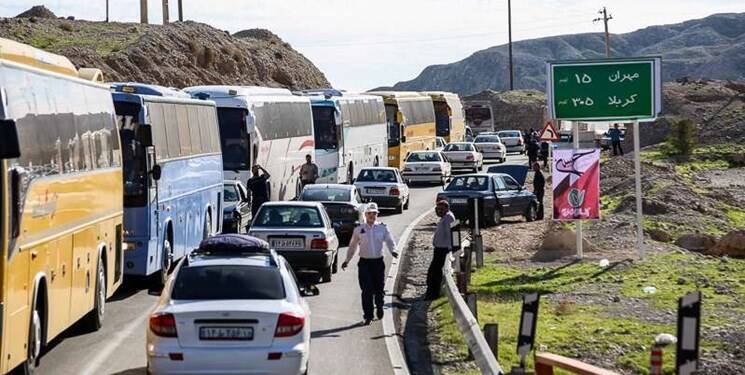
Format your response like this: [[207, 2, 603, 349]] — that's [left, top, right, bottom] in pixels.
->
[[2, 0, 743, 90]]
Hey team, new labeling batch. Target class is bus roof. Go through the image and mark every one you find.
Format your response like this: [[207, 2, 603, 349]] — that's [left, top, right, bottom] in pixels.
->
[[184, 85, 294, 98], [307, 93, 383, 106], [423, 91, 460, 101], [111, 82, 191, 98], [0, 37, 78, 77], [366, 91, 429, 100]]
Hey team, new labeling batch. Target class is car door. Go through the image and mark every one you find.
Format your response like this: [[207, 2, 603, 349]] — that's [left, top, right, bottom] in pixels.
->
[[501, 176, 525, 215], [492, 176, 513, 215]]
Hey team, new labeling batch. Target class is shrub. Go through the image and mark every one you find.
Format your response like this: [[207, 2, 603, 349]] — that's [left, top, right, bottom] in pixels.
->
[[666, 118, 698, 158], [59, 22, 74, 32]]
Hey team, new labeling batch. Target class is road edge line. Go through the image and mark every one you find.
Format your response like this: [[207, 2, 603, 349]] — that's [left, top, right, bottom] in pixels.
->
[[383, 207, 433, 375]]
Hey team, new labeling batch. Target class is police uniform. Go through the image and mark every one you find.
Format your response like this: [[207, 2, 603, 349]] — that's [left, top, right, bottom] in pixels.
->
[[344, 207, 397, 322]]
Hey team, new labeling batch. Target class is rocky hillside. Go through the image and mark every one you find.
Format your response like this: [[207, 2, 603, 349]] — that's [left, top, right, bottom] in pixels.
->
[[0, 6, 330, 89], [391, 12, 745, 95]]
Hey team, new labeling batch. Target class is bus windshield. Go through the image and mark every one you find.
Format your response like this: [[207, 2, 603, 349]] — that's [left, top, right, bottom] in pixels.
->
[[115, 102, 147, 207], [385, 104, 400, 147], [434, 101, 450, 137], [312, 106, 338, 150], [217, 108, 250, 171]]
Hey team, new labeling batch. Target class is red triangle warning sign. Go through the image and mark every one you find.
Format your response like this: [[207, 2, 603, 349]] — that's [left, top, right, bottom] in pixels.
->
[[539, 121, 560, 141]]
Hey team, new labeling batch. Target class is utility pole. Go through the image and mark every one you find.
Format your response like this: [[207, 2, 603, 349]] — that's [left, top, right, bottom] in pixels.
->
[[508, 0, 514, 90], [162, 0, 170, 24], [593, 7, 613, 57], [140, 0, 148, 24], [178, 0, 183, 21], [105, 0, 109, 22]]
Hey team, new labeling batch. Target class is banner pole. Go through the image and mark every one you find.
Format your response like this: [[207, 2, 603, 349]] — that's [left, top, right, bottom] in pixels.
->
[[633, 120, 645, 258], [573, 121, 583, 259]]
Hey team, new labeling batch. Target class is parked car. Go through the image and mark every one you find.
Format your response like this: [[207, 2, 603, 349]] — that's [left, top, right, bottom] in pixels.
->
[[222, 180, 252, 233], [473, 134, 507, 162], [298, 184, 366, 245], [435, 136, 446, 152], [248, 202, 340, 282], [353, 167, 410, 213], [147, 234, 311, 375], [402, 151, 452, 185], [441, 142, 483, 173], [436, 173, 539, 225], [496, 130, 525, 154]]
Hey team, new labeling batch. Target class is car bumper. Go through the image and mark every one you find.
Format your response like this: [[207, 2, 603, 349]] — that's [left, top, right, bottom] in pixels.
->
[[449, 161, 479, 170], [480, 151, 506, 159], [278, 249, 335, 271], [402, 172, 445, 182], [505, 145, 524, 153], [362, 195, 404, 208], [148, 341, 307, 375]]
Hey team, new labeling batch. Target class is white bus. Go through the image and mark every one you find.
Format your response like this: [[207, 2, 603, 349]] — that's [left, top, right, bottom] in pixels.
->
[[303, 89, 388, 184], [184, 86, 314, 201]]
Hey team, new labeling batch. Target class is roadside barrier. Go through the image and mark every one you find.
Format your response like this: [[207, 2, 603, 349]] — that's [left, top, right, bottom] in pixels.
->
[[534, 352, 620, 375]]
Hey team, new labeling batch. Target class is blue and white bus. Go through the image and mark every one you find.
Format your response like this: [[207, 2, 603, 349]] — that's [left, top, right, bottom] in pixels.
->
[[303, 89, 388, 184], [112, 83, 223, 284]]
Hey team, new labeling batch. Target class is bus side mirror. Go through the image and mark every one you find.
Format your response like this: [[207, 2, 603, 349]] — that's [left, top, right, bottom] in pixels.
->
[[151, 164, 162, 181], [0, 120, 21, 159], [137, 125, 153, 147]]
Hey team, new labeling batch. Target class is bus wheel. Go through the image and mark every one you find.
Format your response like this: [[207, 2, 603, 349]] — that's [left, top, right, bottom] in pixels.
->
[[84, 259, 106, 331], [24, 303, 42, 374], [157, 239, 173, 287]]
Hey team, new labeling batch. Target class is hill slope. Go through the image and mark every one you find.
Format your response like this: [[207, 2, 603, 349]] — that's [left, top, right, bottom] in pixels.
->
[[0, 9, 329, 89], [391, 12, 745, 95]]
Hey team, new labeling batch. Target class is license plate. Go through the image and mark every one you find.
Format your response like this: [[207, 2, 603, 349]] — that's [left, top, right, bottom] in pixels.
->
[[199, 326, 254, 341], [270, 238, 304, 249], [451, 198, 468, 204], [416, 167, 429, 171], [366, 187, 386, 194]]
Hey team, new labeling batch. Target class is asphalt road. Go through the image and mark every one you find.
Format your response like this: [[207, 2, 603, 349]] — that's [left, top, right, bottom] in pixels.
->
[[33, 154, 527, 375]]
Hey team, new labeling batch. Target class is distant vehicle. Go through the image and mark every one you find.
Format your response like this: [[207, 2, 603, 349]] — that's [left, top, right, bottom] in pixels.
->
[[465, 102, 494, 135], [600, 127, 626, 150], [367, 91, 436, 169], [303, 90, 388, 183], [354, 167, 411, 213], [496, 130, 526, 154], [425, 91, 466, 143], [437, 173, 539, 225], [465, 126, 474, 142], [435, 136, 447, 151], [0, 38, 124, 373], [248, 202, 340, 282], [112, 83, 224, 285], [402, 151, 452, 185], [184, 86, 314, 201], [223, 180, 252, 233], [473, 134, 507, 162], [442, 142, 484, 173], [147, 234, 310, 375], [299, 184, 367, 245]]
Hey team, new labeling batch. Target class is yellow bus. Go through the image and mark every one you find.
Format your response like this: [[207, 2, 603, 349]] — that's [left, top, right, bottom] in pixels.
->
[[424, 91, 465, 143], [0, 39, 124, 374], [367, 91, 436, 169]]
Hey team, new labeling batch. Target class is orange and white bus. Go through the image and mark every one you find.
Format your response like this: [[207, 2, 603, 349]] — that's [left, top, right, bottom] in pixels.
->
[[424, 92, 466, 143], [0, 39, 124, 374]]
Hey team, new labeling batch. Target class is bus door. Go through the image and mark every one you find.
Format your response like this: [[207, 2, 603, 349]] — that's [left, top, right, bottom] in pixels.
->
[[145, 146, 160, 241]]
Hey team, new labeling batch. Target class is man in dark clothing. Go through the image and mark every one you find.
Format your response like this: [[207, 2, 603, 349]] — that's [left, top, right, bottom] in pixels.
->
[[526, 137, 540, 166], [425, 200, 456, 300], [608, 123, 624, 156], [532, 162, 546, 220], [540, 141, 550, 168], [246, 164, 271, 218]]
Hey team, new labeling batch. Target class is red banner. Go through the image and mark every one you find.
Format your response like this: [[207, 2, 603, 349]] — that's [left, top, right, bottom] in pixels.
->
[[551, 148, 601, 221]]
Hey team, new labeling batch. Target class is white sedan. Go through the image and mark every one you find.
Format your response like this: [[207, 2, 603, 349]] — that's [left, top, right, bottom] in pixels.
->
[[473, 134, 507, 162], [441, 142, 484, 173], [147, 234, 310, 375], [354, 167, 410, 214], [402, 151, 452, 185]]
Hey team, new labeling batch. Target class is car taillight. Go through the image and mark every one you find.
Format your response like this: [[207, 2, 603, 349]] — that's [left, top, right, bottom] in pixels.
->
[[150, 313, 177, 337], [310, 239, 328, 250], [466, 155, 474, 161], [518, 138, 524, 145], [275, 312, 305, 337], [390, 187, 400, 196]]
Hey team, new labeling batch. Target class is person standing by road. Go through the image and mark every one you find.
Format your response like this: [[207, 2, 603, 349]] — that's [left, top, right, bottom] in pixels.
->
[[526, 136, 540, 166], [342, 203, 399, 325], [608, 123, 624, 156], [532, 162, 546, 220], [299, 154, 319, 189], [425, 200, 456, 300], [246, 164, 271, 218], [540, 140, 550, 168]]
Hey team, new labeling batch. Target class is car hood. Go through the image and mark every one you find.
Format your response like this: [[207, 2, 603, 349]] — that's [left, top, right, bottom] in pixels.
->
[[486, 165, 529, 186]]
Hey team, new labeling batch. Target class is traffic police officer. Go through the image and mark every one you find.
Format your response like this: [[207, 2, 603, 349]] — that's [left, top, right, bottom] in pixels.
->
[[342, 203, 399, 325]]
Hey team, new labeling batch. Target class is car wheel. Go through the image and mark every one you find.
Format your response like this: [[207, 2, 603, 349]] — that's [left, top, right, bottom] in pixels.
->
[[394, 201, 403, 214], [332, 253, 338, 274], [525, 203, 537, 222], [321, 266, 332, 283], [83, 258, 106, 331], [488, 207, 502, 226], [403, 196, 410, 210]]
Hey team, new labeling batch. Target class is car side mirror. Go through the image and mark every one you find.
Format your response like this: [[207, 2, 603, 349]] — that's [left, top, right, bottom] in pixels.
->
[[151, 164, 162, 181], [0, 120, 20, 159], [401, 135, 407, 143]]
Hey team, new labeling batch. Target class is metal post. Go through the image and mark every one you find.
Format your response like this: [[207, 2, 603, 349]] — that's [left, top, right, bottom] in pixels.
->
[[162, 0, 169, 24], [573, 121, 583, 259], [484, 323, 499, 359], [507, 0, 514, 91], [105, 0, 109, 22], [473, 199, 484, 268], [178, 0, 183, 21], [633, 120, 644, 258], [140, 0, 149, 24]]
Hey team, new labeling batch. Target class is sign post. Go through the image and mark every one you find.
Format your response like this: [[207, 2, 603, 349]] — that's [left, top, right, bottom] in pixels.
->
[[676, 291, 702, 375], [515, 293, 540, 372], [546, 57, 662, 259]]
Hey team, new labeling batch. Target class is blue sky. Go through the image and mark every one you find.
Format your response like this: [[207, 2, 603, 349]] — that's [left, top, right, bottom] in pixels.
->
[[2, 1, 743, 90]]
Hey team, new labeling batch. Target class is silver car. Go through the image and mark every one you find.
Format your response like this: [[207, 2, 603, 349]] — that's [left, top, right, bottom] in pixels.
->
[[353, 167, 411, 214], [442, 142, 484, 173], [248, 202, 340, 283], [497, 130, 525, 154], [473, 134, 507, 162], [402, 151, 452, 185]]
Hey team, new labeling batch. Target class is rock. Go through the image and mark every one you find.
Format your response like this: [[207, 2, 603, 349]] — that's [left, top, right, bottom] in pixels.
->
[[648, 228, 672, 242], [611, 296, 621, 303], [643, 199, 669, 215], [709, 230, 745, 258], [675, 233, 718, 253], [677, 277, 687, 285], [536, 228, 593, 260], [15, 5, 57, 19]]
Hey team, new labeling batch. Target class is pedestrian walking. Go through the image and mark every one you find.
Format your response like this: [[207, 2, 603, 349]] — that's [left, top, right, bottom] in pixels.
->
[[246, 164, 271, 218], [299, 154, 319, 189], [526, 136, 540, 166], [532, 162, 545, 220], [342, 203, 399, 325], [608, 123, 624, 156], [540, 140, 550, 168], [425, 200, 456, 300]]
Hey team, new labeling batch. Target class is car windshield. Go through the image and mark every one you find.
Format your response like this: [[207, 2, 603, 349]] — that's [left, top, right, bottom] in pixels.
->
[[446, 176, 489, 191], [171, 265, 285, 300], [302, 188, 351, 202], [406, 152, 441, 162], [223, 184, 240, 203], [498, 131, 521, 138], [356, 169, 397, 183], [474, 136, 501, 143], [444, 143, 474, 152], [253, 206, 324, 227]]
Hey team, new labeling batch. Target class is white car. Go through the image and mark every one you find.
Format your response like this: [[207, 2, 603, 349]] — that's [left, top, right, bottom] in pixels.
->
[[249, 201, 340, 283], [496, 130, 525, 154], [353, 167, 410, 214], [435, 136, 446, 152], [147, 234, 311, 375], [473, 134, 507, 162], [402, 151, 452, 185], [441, 142, 484, 173]]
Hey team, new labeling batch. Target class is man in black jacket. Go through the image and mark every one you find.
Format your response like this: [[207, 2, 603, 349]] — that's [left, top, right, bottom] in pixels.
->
[[532, 162, 545, 220]]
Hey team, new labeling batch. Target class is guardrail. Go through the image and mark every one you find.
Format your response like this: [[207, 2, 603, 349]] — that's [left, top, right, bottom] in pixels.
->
[[535, 352, 620, 375]]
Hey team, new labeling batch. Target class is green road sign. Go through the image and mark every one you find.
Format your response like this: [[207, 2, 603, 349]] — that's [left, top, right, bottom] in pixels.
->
[[546, 57, 662, 121]]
